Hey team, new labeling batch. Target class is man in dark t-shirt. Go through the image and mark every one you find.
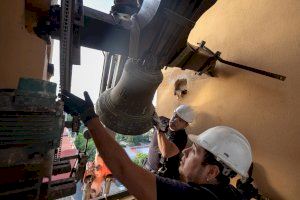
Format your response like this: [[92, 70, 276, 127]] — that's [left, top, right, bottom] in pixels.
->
[[145, 105, 194, 179], [62, 91, 255, 200], [156, 175, 242, 200]]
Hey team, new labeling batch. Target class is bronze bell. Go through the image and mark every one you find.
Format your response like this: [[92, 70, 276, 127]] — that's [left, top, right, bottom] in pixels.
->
[[96, 59, 163, 135]]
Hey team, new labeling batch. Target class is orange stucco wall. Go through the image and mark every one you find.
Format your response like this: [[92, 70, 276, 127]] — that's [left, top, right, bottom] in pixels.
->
[[0, 0, 48, 89], [157, 0, 300, 199]]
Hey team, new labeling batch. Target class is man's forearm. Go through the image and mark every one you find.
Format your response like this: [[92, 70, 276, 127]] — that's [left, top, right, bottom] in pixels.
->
[[157, 131, 179, 158], [157, 131, 169, 157], [86, 118, 156, 200], [87, 118, 132, 179]]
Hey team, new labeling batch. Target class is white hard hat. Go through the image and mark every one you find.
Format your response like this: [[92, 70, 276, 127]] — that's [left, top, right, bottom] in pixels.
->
[[174, 105, 194, 123], [189, 126, 252, 178]]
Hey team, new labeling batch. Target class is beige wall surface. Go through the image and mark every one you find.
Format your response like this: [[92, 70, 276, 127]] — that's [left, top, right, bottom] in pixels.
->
[[0, 0, 47, 89], [157, 0, 300, 199]]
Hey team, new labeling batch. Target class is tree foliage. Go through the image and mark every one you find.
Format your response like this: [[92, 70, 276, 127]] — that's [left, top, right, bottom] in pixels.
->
[[73, 127, 153, 162], [132, 153, 148, 167], [115, 129, 153, 146], [74, 131, 96, 161]]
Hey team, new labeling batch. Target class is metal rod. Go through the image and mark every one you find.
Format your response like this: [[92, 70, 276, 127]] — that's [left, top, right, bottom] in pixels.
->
[[217, 57, 286, 81]]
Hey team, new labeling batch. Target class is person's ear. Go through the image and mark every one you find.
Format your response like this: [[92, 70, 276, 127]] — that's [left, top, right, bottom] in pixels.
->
[[182, 121, 188, 128], [207, 165, 220, 180]]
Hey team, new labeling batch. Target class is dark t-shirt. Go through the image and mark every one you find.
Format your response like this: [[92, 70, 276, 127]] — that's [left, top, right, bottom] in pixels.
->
[[146, 117, 187, 178], [156, 176, 242, 200]]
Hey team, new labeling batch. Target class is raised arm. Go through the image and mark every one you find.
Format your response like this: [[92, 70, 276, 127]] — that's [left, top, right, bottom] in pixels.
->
[[61, 91, 156, 200], [157, 130, 180, 158], [87, 118, 156, 200]]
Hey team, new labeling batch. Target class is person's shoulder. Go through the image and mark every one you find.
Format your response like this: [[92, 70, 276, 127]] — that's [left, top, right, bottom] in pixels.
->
[[200, 184, 243, 200], [156, 176, 197, 199], [156, 178, 224, 200], [156, 175, 190, 190], [223, 184, 243, 200]]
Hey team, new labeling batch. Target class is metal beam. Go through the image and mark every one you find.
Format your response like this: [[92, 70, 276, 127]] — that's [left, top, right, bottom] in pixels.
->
[[51, 6, 131, 55]]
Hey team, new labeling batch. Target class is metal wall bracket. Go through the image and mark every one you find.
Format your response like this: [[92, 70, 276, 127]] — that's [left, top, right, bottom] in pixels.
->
[[169, 41, 286, 81]]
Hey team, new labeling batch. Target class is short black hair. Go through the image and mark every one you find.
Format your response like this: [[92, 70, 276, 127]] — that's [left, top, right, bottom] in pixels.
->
[[201, 149, 237, 185]]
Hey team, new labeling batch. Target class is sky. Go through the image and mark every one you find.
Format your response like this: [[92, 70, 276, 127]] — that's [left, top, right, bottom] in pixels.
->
[[83, 0, 114, 12], [50, 0, 115, 103], [55, 0, 114, 12]]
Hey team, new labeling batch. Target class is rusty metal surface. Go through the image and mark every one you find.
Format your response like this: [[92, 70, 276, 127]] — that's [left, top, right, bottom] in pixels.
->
[[0, 170, 41, 200], [0, 78, 65, 199], [52, 160, 72, 175], [6, 78, 63, 162], [40, 177, 76, 199]]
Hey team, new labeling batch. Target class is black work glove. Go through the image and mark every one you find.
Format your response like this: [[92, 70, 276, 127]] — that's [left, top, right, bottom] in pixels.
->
[[152, 112, 169, 133], [61, 90, 98, 125]]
